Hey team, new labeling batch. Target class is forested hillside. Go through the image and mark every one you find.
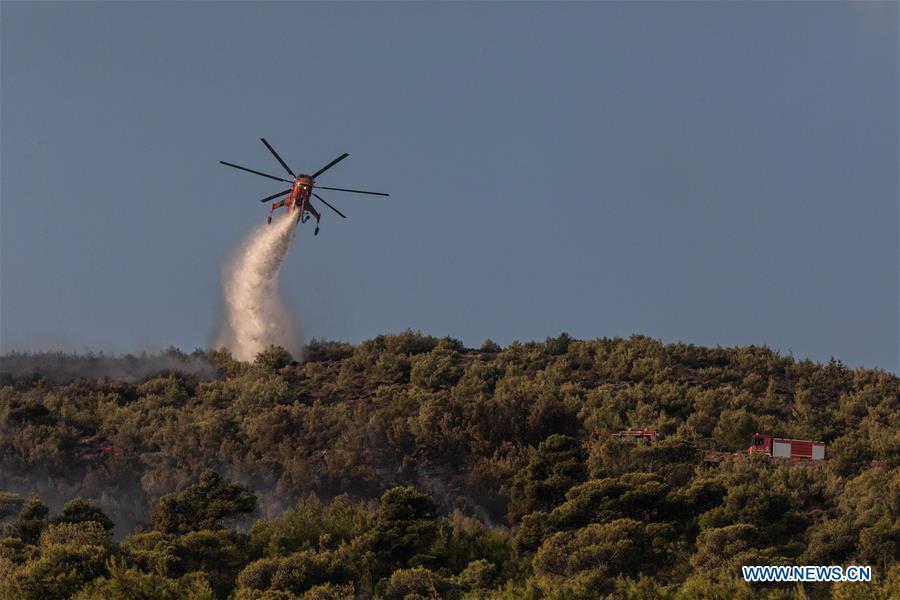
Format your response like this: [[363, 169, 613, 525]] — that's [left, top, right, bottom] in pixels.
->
[[0, 332, 897, 598]]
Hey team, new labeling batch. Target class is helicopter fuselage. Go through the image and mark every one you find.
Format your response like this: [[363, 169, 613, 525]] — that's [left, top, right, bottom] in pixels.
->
[[270, 175, 315, 222], [286, 175, 313, 213]]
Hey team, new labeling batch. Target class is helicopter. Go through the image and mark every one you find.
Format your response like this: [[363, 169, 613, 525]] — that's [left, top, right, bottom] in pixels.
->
[[220, 138, 389, 235]]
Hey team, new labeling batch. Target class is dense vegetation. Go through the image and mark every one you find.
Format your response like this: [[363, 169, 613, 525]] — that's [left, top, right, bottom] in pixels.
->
[[0, 332, 897, 598]]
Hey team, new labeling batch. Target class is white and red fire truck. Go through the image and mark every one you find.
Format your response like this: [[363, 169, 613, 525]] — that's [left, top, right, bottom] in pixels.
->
[[748, 433, 825, 460]]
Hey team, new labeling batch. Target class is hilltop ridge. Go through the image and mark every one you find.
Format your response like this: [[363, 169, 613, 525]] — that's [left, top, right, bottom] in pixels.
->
[[0, 332, 897, 597]]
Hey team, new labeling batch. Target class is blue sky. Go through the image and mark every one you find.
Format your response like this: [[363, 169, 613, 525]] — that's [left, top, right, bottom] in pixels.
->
[[1, 1, 897, 372]]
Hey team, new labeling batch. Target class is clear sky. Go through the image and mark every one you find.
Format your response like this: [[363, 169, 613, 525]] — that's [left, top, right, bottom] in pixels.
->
[[1, 1, 897, 373]]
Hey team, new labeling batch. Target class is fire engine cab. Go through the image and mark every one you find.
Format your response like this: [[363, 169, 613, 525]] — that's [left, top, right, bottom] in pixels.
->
[[749, 433, 825, 460]]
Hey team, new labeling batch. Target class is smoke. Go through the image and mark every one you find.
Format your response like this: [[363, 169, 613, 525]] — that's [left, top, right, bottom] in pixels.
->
[[214, 212, 303, 361], [0, 349, 216, 383]]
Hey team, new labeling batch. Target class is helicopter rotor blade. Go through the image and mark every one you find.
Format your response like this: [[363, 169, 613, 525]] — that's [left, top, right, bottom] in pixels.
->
[[312, 192, 347, 218], [220, 161, 293, 183], [260, 189, 292, 203], [311, 153, 349, 179], [315, 185, 389, 197], [260, 138, 295, 178]]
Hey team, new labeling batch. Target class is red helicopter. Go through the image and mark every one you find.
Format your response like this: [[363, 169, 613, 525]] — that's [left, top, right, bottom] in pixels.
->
[[220, 138, 389, 235]]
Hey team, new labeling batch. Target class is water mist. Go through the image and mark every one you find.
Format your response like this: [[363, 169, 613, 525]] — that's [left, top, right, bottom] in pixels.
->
[[214, 213, 302, 361]]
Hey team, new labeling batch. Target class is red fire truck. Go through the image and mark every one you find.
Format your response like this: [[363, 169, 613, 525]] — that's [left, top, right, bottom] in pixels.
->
[[749, 433, 825, 460], [589, 429, 656, 448]]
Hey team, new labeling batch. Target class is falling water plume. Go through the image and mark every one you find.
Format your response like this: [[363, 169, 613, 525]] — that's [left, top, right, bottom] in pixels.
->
[[214, 213, 302, 361]]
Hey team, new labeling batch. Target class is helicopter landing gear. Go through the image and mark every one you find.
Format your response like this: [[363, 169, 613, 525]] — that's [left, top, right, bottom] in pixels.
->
[[314, 226, 319, 236]]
